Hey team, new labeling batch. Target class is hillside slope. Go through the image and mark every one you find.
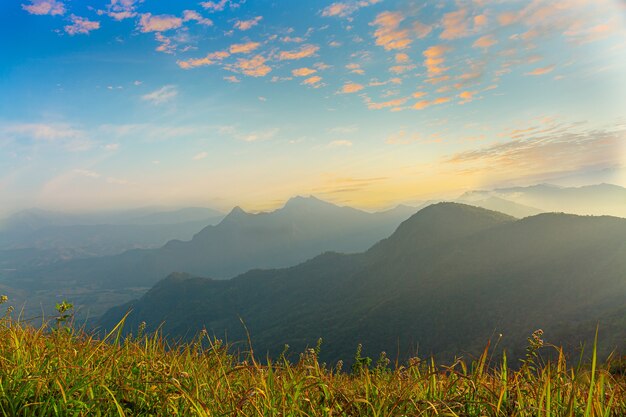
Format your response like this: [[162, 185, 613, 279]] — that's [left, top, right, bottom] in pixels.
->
[[99, 203, 626, 363]]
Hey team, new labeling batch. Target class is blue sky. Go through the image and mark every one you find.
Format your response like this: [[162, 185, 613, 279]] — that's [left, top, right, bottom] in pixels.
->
[[1, 0, 625, 214]]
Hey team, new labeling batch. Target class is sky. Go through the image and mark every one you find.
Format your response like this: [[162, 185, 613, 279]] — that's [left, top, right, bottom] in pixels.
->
[[1, 0, 625, 215]]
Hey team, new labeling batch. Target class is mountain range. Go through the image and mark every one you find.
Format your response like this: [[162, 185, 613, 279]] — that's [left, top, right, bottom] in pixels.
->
[[1, 197, 418, 318], [99, 203, 626, 364]]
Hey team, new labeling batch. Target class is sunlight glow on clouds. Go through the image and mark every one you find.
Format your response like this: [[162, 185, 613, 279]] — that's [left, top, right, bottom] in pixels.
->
[[3, 0, 626, 213]]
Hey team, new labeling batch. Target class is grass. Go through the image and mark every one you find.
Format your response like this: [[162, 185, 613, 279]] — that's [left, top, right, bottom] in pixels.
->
[[0, 300, 624, 416]]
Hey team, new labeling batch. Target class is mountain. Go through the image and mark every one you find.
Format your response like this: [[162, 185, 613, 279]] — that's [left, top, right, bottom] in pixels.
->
[[3, 197, 418, 317], [455, 196, 542, 218], [99, 203, 626, 364], [458, 183, 626, 217], [0, 207, 224, 259]]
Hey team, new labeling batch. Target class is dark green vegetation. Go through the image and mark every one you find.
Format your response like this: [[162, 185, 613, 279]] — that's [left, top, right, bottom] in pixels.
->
[[1, 306, 625, 416], [100, 203, 626, 365], [1, 197, 416, 318]]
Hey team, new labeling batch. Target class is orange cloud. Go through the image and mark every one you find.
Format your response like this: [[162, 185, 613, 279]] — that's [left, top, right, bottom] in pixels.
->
[[525, 65, 555, 76], [234, 16, 262, 30], [413, 100, 431, 110], [458, 90, 477, 103], [321, 0, 381, 18], [423, 45, 451, 76], [279, 44, 319, 60], [229, 42, 261, 54], [341, 83, 364, 93], [498, 12, 518, 26], [440, 7, 471, 39], [139, 13, 183, 32], [303, 75, 322, 85], [292, 67, 317, 77], [389, 65, 415, 74], [433, 97, 451, 105], [177, 51, 230, 69], [371, 11, 412, 50], [474, 14, 488, 27], [413, 20, 432, 38], [395, 53, 409, 63], [412, 91, 427, 98], [230, 55, 272, 77], [366, 97, 408, 110], [473, 34, 497, 49]]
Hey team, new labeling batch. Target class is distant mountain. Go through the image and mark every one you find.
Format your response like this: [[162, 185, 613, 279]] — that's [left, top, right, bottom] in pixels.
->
[[4, 197, 418, 317], [0, 207, 224, 260], [455, 195, 542, 218], [459, 183, 626, 217], [99, 203, 626, 364]]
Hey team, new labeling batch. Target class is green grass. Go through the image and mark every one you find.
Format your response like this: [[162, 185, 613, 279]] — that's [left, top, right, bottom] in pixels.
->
[[0, 303, 624, 416]]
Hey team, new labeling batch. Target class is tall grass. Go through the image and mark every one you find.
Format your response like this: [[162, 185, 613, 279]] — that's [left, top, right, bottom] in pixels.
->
[[0, 301, 624, 416]]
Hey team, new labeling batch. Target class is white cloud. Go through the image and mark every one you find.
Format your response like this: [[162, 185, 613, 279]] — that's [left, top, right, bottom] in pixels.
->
[[22, 0, 65, 16], [193, 151, 208, 160], [64, 15, 100, 35], [141, 85, 178, 104]]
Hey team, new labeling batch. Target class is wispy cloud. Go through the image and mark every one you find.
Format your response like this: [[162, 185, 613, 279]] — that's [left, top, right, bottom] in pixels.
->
[[193, 151, 208, 160], [341, 82, 364, 93], [234, 16, 262, 31], [22, 0, 65, 16], [183, 10, 213, 26], [138, 13, 183, 33], [177, 51, 229, 69], [230, 42, 261, 54], [141, 85, 178, 104], [525, 65, 556, 76], [64, 15, 100, 35], [292, 67, 317, 77], [327, 140, 353, 148], [473, 35, 497, 49], [371, 11, 411, 50], [1, 123, 94, 151], [278, 44, 319, 60], [227, 55, 272, 77], [321, 0, 381, 18]]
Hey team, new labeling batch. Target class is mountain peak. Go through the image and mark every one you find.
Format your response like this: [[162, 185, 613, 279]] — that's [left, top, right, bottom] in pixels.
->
[[283, 195, 336, 210]]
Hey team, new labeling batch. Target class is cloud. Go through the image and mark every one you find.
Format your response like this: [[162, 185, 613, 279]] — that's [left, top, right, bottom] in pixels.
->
[[234, 16, 262, 31], [100, 0, 141, 20], [385, 130, 420, 144], [227, 55, 272, 77], [328, 140, 353, 147], [423, 45, 451, 77], [200, 0, 229, 12], [22, 0, 65, 16], [366, 97, 408, 110], [341, 82, 364, 93], [303, 75, 322, 86], [229, 42, 261, 54], [103, 143, 120, 151], [346, 63, 364, 74], [141, 85, 178, 104], [413, 20, 432, 39], [389, 65, 415, 74], [525, 65, 556, 76], [458, 90, 477, 103], [193, 151, 208, 160], [177, 51, 229, 69], [473, 34, 497, 49], [292, 67, 317, 77], [224, 75, 240, 83], [440, 7, 472, 40], [138, 13, 183, 33], [395, 53, 409, 63], [278, 44, 319, 60], [64, 15, 100, 35], [412, 96, 451, 110], [446, 122, 625, 181], [371, 11, 411, 50], [1, 123, 94, 151], [183, 10, 213, 26], [321, 0, 381, 18]]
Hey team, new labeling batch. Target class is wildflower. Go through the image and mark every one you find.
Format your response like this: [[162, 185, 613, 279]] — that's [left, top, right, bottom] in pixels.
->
[[0, 295, 7, 304]]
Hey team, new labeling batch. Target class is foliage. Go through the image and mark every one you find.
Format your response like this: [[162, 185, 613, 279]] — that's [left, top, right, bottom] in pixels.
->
[[0, 307, 624, 416]]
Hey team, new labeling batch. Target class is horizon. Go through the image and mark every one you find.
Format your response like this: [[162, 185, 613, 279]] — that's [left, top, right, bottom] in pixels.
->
[[2, 0, 626, 216]]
